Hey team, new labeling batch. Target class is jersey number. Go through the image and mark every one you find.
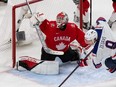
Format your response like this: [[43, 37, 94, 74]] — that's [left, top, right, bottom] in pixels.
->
[[106, 40, 116, 49]]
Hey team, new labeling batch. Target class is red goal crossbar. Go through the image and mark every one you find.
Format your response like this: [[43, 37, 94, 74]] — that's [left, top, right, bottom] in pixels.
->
[[12, 0, 43, 68]]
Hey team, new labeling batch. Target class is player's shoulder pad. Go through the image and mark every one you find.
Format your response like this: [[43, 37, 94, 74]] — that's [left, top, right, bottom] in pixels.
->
[[68, 23, 77, 28], [49, 21, 56, 27]]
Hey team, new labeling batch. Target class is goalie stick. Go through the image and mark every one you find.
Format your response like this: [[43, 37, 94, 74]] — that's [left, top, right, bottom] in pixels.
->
[[25, 0, 64, 55], [58, 48, 93, 87]]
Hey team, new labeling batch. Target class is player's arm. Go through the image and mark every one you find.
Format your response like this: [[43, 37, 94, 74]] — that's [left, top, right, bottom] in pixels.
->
[[29, 13, 50, 32], [80, 29, 102, 68], [75, 27, 88, 47]]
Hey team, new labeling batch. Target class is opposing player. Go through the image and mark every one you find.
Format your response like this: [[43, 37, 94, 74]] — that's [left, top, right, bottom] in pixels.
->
[[73, 0, 90, 30], [17, 12, 91, 74], [108, 0, 116, 31], [80, 17, 116, 73], [79, 29, 98, 67]]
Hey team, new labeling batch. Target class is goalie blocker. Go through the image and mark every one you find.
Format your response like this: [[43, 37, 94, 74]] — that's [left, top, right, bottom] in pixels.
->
[[17, 56, 59, 75]]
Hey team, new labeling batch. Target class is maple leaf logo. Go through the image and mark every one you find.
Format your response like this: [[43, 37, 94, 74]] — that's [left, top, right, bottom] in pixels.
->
[[56, 42, 66, 50]]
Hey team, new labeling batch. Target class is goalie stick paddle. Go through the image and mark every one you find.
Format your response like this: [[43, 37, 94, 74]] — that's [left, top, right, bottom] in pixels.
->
[[25, 0, 64, 55], [58, 48, 93, 87]]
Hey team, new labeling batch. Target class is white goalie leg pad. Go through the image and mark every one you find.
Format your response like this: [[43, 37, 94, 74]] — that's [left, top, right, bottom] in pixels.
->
[[31, 61, 59, 75]]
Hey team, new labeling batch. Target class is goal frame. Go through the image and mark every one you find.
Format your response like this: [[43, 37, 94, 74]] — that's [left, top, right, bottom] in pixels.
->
[[12, 0, 43, 68]]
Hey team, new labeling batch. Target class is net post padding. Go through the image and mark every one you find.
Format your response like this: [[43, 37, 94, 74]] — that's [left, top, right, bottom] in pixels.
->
[[12, 0, 43, 68]]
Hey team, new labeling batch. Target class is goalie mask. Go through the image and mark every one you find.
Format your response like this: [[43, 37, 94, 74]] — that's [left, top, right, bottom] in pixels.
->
[[85, 29, 98, 45], [56, 12, 69, 30]]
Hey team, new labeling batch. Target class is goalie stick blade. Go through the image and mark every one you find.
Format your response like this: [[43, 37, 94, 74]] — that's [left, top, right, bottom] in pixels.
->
[[50, 51, 64, 55]]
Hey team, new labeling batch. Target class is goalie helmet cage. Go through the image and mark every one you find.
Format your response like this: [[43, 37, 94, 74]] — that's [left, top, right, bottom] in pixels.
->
[[12, 0, 43, 68]]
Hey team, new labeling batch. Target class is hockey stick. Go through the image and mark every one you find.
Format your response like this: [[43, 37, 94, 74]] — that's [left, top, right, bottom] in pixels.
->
[[58, 48, 93, 87], [25, 0, 64, 55]]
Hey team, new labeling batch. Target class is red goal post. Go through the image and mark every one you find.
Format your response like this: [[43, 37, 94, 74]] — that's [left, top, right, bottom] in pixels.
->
[[12, 0, 43, 68]]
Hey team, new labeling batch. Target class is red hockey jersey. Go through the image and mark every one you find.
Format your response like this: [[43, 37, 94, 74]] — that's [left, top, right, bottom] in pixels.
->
[[39, 19, 87, 52]]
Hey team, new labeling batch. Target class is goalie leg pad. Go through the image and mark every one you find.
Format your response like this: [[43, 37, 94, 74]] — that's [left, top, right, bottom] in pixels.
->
[[31, 61, 59, 75], [18, 56, 59, 75]]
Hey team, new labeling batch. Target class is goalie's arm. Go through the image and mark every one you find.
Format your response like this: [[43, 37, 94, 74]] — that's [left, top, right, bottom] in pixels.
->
[[26, 0, 64, 55]]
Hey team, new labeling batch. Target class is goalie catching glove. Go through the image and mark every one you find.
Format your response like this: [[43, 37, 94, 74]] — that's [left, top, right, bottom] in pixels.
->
[[30, 12, 45, 26]]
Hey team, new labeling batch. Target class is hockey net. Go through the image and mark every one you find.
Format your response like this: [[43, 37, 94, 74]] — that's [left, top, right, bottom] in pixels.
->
[[0, 0, 78, 68]]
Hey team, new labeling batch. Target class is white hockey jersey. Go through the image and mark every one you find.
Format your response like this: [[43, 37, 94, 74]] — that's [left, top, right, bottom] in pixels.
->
[[91, 21, 116, 64]]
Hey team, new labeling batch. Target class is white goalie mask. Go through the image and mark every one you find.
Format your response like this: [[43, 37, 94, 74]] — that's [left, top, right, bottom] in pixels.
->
[[85, 29, 98, 44], [56, 12, 69, 29]]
